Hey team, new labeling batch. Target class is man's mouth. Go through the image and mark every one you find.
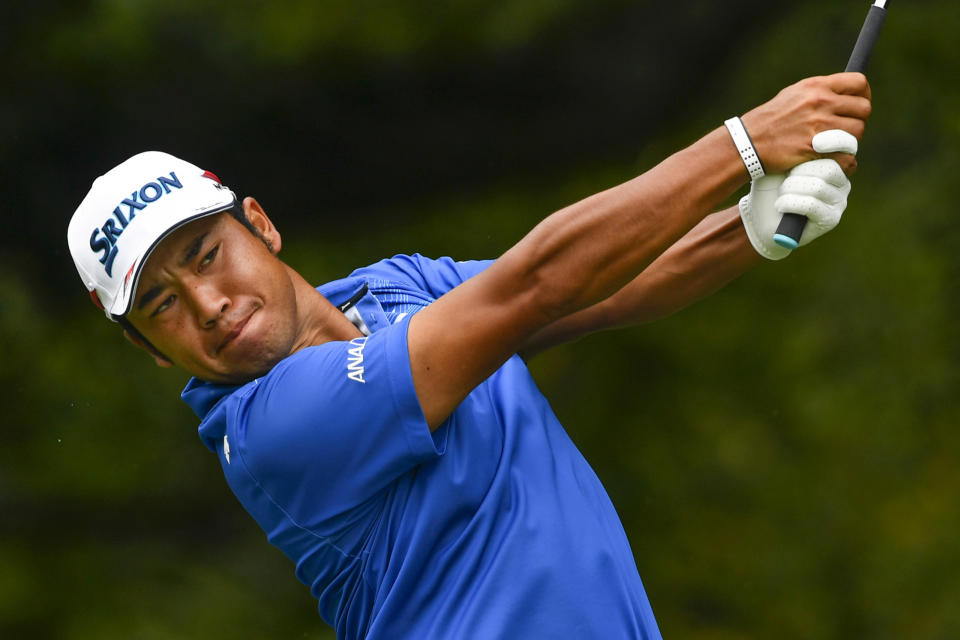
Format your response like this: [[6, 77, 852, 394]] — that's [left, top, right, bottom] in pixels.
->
[[217, 311, 255, 355]]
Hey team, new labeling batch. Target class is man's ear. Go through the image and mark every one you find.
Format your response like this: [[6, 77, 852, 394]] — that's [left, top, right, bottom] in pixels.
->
[[242, 196, 282, 254], [123, 330, 173, 368]]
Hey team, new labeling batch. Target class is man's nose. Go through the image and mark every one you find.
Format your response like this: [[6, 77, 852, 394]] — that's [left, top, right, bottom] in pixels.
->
[[190, 282, 230, 327]]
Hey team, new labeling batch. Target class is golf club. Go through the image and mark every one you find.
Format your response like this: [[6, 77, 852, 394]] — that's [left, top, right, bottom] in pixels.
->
[[773, 0, 891, 250]]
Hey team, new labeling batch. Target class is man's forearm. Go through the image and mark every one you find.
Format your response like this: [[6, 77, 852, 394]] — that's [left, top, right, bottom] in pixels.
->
[[607, 206, 762, 326], [519, 206, 761, 357], [501, 126, 747, 323]]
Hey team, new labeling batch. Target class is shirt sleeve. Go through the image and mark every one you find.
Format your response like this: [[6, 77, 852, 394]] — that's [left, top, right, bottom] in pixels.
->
[[231, 314, 438, 527]]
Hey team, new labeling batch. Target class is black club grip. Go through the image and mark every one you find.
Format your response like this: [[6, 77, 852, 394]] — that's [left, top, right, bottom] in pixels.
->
[[846, 3, 890, 74]]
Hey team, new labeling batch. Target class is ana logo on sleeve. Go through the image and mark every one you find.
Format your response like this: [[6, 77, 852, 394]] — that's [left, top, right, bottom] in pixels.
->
[[347, 337, 367, 383]]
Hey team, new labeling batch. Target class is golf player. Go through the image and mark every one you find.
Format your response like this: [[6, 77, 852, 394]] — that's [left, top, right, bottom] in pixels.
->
[[68, 72, 870, 639]]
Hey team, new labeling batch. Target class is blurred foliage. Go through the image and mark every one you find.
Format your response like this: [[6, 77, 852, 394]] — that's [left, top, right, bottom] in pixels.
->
[[40, 0, 596, 64], [2, 0, 959, 638]]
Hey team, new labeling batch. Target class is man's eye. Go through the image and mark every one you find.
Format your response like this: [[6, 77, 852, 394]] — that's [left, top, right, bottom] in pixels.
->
[[200, 246, 219, 268], [151, 295, 176, 317]]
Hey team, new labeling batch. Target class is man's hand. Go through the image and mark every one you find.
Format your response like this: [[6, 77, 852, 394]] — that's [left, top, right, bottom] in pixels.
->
[[741, 72, 872, 175], [740, 156, 853, 260]]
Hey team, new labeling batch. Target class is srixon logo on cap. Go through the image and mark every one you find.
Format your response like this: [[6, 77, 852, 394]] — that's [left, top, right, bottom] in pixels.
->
[[89, 171, 183, 277]]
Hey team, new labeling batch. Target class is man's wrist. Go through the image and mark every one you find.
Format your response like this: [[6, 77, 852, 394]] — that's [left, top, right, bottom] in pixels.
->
[[724, 117, 765, 181]]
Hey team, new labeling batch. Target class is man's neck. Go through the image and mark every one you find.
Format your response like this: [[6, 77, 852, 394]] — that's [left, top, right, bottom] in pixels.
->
[[287, 265, 364, 352]]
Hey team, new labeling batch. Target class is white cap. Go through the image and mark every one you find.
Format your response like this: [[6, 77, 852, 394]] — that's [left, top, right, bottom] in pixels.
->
[[67, 151, 237, 320]]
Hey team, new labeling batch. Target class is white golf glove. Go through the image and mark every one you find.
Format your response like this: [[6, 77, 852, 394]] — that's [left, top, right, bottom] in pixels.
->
[[739, 129, 857, 260]]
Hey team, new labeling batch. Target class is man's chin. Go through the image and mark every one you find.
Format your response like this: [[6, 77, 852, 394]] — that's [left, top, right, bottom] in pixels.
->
[[183, 355, 283, 385]]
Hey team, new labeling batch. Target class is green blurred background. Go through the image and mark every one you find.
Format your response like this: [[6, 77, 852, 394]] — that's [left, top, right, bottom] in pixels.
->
[[2, 1, 958, 638]]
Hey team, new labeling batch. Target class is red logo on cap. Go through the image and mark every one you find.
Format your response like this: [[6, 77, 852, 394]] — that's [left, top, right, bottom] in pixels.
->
[[202, 170, 222, 184], [89, 290, 105, 310], [123, 262, 137, 292]]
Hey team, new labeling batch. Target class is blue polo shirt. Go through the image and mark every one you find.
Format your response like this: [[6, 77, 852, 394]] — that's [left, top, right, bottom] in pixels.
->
[[183, 254, 661, 639]]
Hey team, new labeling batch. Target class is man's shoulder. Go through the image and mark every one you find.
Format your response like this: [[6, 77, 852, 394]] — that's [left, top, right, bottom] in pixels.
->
[[315, 254, 432, 302], [320, 254, 483, 320], [347, 254, 494, 300], [345, 253, 443, 289]]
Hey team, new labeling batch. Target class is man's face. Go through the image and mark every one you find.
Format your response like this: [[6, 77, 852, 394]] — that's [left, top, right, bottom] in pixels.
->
[[125, 209, 300, 384]]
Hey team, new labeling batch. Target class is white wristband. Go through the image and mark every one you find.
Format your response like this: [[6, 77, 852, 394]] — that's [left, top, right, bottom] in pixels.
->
[[724, 116, 765, 180]]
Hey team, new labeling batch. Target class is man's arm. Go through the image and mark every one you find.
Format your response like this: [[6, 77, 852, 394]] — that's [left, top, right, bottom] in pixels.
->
[[408, 73, 871, 430], [517, 205, 760, 358]]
